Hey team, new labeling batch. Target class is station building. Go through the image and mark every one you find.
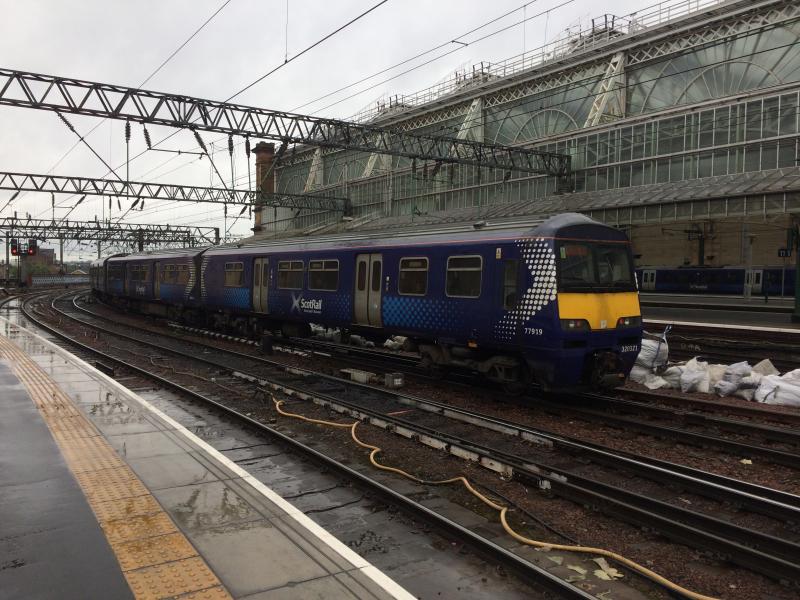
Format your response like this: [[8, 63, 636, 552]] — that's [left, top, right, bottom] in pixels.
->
[[258, 0, 800, 274]]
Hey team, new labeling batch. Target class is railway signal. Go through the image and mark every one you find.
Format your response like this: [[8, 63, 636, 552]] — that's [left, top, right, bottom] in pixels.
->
[[10, 238, 18, 256]]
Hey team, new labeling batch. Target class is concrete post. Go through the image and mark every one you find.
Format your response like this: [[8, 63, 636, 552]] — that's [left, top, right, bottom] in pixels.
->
[[59, 237, 64, 274], [4, 231, 8, 283], [251, 142, 275, 233], [97, 240, 101, 259]]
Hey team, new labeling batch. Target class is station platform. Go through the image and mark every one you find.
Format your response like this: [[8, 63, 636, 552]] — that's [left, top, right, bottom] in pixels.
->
[[640, 293, 795, 313], [640, 294, 800, 331], [0, 318, 412, 600]]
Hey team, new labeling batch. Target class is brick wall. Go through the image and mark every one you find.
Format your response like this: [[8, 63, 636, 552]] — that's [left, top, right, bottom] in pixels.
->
[[630, 215, 797, 268]]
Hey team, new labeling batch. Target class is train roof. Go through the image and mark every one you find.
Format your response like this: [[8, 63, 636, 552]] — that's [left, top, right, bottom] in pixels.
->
[[203, 213, 627, 257], [106, 247, 204, 263], [105, 214, 627, 262]]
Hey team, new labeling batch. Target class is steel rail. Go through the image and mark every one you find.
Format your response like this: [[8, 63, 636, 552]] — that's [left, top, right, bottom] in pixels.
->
[[41, 292, 800, 583], [16, 292, 591, 600], [74, 294, 800, 515]]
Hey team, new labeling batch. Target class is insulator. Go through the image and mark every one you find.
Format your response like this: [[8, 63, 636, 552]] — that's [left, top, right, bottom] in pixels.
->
[[193, 130, 208, 154], [244, 137, 251, 156], [125, 120, 131, 142], [140, 200, 145, 210], [228, 134, 234, 156], [143, 126, 152, 149], [117, 199, 121, 211], [224, 204, 228, 217]]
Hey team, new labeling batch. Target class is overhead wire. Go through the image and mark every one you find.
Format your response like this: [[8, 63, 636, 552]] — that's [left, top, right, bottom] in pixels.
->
[[28, 0, 233, 220]]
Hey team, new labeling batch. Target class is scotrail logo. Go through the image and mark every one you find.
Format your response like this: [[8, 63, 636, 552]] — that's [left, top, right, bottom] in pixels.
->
[[291, 293, 322, 314]]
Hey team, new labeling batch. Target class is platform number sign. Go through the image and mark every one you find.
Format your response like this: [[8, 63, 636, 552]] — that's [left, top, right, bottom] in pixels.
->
[[778, 248, 792, 258]]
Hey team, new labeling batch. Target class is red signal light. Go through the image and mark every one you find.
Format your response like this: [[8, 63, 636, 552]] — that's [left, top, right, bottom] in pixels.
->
[[27, 248, 34, 255]]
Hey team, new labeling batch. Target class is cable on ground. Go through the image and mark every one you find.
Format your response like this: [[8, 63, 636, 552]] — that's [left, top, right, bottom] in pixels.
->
[[272, 396, 718, 600]]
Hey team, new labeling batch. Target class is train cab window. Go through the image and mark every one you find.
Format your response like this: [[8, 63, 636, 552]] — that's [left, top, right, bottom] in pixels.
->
[[596, 246, 631, 286], [398, 257, 428, 296], [357, 261, 367, 291], [557, 243, 635, 291], [109, 265, 123, 280], [140, 266, 149, 282], [224, 262, 244, 287], [446, 255, 482, 298], [277, 260, 304, 289], [308, 260, 339, 291], [501, 260, 519, 309], [177, 265, 189, 285]]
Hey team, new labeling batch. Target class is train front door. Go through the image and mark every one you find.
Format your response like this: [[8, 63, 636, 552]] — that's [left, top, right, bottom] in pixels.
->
[[154, 262, 161, 299], [252, 257, 269, 313], [746, 269, 763, 295], [354, 253, 383, 327], [641, 269, 656, 291]]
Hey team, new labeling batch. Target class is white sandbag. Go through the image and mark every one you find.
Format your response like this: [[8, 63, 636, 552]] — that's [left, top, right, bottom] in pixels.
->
[[781, 368, 800, 382], [723, 361, 751, 386], [755, 374, 800, 406], [740, 373, 762, 388], [752, 359, 780, 377], [643, 373, 670, 390], [628, 365, 650, 385], [714, 380, 739, 397], [733, 388, 755, 401], [680, 358, 709, 393], [660, 366, 684, 389], [708, 364, 728, 387], [635, 336, 669, 370]]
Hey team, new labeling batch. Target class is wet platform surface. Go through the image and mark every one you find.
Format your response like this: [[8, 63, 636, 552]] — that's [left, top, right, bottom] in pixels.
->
[[0, 314, 411, 600], [0, 361, 134, 600]]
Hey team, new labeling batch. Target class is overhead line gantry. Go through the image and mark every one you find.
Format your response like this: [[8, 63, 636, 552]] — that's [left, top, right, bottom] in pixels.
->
[[0, 217, 220, 247], [0, 68, 571, 176], [0, 171, 350, 213]]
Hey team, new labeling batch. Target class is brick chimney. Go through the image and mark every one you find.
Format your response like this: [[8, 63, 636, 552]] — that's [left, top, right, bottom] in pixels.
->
[[251, 141, 275, 233]]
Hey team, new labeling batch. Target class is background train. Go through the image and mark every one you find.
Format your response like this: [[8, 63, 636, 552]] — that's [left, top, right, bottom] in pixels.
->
[[635, 266, 796, 296], [91, 213, 643, 390]]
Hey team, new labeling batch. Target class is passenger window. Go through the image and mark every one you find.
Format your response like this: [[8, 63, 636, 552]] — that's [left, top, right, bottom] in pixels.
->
[[308, 259, 339, 291], [224, 262, 244, 287], [446, 255, 482, 298], [263, 264, 270, 286], [357, 261, 367, 291], [277, 260, 304, 289], [371, 261, 382, 292], [502, 260, 519, 309], [177, 265, 189, 285], [399, 258, 428, 296]]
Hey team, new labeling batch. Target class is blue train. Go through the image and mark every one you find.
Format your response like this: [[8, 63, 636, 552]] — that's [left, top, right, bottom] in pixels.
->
[[635, 266, 796, 296], [90, 213, 643, 390]]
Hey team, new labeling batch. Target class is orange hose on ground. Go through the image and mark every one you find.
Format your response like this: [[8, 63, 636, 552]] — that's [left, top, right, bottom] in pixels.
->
[[273, 397, 718, 600]]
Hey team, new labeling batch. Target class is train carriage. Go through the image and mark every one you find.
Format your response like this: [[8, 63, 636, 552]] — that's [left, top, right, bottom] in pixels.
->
[[94, 213, 643, 390]]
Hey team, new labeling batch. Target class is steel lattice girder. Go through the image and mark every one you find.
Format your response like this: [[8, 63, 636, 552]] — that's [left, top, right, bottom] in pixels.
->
[[0, 68, 570, 176], [0, 218, 219, 245], [0, 171, 347, 212]]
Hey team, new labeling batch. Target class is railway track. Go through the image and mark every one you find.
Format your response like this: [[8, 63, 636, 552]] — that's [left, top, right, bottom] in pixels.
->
[[9, 292, 592, 600], [26, 291, 800, 588], [109, 297, 800, 468]]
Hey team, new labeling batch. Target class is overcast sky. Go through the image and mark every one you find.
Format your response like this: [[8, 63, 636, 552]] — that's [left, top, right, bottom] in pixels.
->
[[1, 0, 654, 259]]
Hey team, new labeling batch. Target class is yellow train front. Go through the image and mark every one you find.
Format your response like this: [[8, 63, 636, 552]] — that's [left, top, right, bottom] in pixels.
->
[[505, 213, 642, 390]]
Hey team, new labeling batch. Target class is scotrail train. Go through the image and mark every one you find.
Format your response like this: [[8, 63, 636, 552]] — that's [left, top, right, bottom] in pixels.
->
[[91, 213, 643, 390]]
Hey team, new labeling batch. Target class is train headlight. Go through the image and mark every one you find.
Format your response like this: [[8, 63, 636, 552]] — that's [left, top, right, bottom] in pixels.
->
[[616, 316, 642, 328], [560, 319, 590, 331]]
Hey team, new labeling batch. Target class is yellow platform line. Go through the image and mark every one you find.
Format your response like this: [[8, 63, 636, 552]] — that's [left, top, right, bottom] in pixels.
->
[[0, 335, 233, 600]]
